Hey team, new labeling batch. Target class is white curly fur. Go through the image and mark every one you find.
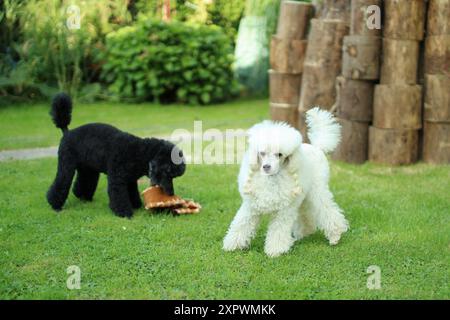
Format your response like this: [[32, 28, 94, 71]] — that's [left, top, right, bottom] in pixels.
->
[[223, 109, 349, 257], [306, 107, 342, 153]]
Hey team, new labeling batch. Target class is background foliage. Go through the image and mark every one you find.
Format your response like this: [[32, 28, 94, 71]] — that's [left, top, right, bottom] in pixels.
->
[[0, 0, 280, 105], [0, 0, 131, 103], [102, 18, 239, 104]]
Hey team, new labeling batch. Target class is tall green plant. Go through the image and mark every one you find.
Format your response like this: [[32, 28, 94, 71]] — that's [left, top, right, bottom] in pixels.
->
[[15, 0, 131, 98]]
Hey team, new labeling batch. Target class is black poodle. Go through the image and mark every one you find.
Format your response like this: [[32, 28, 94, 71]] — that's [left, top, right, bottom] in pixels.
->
[[46, 93, 186, 217]]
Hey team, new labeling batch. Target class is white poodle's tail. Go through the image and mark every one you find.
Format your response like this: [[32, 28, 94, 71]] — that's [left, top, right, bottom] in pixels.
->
[[305, 107, 341, 153]]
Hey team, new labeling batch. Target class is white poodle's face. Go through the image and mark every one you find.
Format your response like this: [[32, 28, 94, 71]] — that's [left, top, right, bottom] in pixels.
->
[[248, 120, 302, 176], [258, 149, 286, 176]]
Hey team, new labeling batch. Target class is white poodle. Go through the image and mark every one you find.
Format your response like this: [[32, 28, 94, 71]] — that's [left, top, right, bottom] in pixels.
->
[[223, 107, 349, 257]]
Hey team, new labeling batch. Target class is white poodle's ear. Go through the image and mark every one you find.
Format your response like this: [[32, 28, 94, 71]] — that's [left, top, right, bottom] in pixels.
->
[[248, 146, 259, 172], [286, 149, 301, 175]]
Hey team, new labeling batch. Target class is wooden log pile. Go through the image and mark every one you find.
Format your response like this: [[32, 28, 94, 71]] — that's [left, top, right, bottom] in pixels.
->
[[368, 0, 426, 165], [422, 0, 450, 164], [332, 0, 381, 163], [297, 0, 351, 139], [269, 1, 313, 128], [270, 0, 449, 166]]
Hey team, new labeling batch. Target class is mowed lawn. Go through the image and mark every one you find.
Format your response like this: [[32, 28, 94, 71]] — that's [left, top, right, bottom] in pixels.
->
[[1, 160, 449, 299], [0, 99, 449, 299], [0, 98, 268, 150]]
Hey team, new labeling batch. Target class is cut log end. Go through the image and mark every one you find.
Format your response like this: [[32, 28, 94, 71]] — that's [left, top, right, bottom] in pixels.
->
[[277, 1, 314, 40], [380, 39, 420, 85], [269, 70, 302, 105], [342, 35, 381, 80], [383, 0, 426, 41], [335, 76, 374, 121], [332, 118, 369, 164], [424, 74, 450, 122], [270, 36, 307, 74], [369, 127, 419, 165], [427, 0, 450, 36], [270, 103, 298, 128], [350, 0, 382, 36], [423, 122, 450, 164], [373, 84, 423, 129]]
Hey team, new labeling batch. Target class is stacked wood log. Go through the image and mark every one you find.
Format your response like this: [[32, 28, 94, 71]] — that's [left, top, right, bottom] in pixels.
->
[[422, 0, 450, 164], [297, 0, 351, 138], [333, 0, 382, 163], [368, 0, 426, 165], [269, 1, 313, 127]]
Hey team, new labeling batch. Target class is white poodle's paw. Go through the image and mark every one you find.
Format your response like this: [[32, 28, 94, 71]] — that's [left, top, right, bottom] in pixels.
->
[[264, 239, 292, 258], [223, 232, 250, 251], [292, 228, 303, 241], [326, 220, 349, 246], [328, 232, 342, 246]]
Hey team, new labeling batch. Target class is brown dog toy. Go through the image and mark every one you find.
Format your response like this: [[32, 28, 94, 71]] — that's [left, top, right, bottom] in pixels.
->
[[141, 186, 201, 214]]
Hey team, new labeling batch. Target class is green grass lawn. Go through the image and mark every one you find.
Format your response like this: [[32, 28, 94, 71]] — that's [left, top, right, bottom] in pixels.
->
[[0, 158, 449, 299], [0, 98, 268, 150], [0, 99, 449, 299]]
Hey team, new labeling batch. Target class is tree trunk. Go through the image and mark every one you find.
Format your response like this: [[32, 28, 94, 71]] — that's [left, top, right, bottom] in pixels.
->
[[304, 19, 349, 67], [277, 1, 314, 40], [335, 76, 374, 121], [424, 74, 450, 122], [369, 127, 419, 165], [332, 118, 368, 163], [270, 36, 308, 74], [373, 84, 423, 129], [270, 103, 298, 128], [383, 0, 426, 40], [424, 35, 450, 75], [269, 70, 302, 105], [315, 0, 352, 22], [350, 0, 382, 36], [380, 39, 419, 85], [423, 121, 450, 164], [427, 0, 450, 36], [342, 35, 381, 79], [299, 64, 339, 111], [300, 19, 349, 111]]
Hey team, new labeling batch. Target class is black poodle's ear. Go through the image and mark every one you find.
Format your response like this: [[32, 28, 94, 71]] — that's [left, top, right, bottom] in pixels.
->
[[148, 160, 157, 185], [148, 161, 153, 176]]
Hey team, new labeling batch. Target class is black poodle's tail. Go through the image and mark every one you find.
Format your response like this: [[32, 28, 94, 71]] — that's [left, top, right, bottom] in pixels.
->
[[50, 93, 72, 134]]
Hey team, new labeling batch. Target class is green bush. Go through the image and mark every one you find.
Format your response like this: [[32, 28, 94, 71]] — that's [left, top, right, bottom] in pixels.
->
[[101, 18, 239, 104], [0, 0, 131, 103]]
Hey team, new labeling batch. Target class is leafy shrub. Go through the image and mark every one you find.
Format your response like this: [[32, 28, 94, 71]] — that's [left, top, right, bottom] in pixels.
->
[[0, 0, 131, 103], [207, 0, 246, 43], [101, 18, 239, 104]]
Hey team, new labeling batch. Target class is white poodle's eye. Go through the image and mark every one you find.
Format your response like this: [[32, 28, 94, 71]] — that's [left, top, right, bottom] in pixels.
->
[[276, 153, 283, 158], [259, 151, 266, 157]]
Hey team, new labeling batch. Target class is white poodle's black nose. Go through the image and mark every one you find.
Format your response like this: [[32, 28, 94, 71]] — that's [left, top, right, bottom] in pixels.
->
[[263, 164, 271, 172]]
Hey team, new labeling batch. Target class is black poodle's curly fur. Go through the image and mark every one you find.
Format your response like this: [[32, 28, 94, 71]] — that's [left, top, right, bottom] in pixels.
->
[[47, 93, 186, 218]]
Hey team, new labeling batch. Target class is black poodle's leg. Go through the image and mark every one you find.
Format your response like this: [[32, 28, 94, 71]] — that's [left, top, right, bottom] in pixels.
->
[[107, 176, 134, 218], [47, 153, 76, 211], [73, 167, 100, 201], [127, 181, 142, 209]]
